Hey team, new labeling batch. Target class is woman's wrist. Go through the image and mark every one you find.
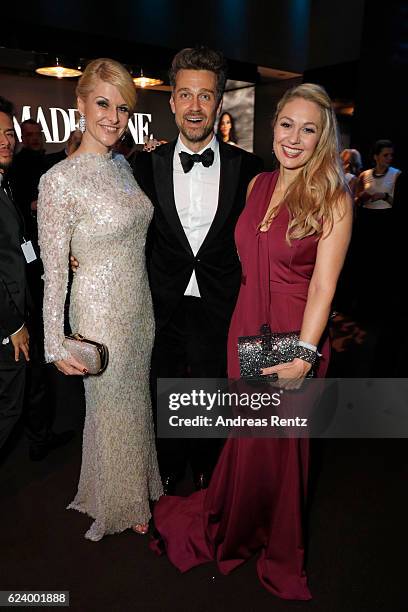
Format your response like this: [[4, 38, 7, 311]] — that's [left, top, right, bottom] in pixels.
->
[[294, 344, 318, 366], [298, 340, 318, 352]]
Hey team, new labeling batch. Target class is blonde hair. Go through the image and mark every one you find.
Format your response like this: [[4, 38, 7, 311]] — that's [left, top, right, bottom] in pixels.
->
[[76, 58, 136, 113], [272, 83, 348, 242]]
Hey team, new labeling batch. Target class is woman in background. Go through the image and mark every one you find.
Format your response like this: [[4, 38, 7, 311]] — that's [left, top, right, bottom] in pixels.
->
[[217, 111, 238, 145], [353, 139, 401, 321], [38, 58, 162, 541]]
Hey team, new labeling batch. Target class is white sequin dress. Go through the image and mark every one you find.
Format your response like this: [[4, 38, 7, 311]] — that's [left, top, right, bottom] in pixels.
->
[[38, 152, 163, 541]]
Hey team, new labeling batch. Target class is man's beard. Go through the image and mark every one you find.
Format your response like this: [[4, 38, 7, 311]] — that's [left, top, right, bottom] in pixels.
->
[[0, 159, 12, 172], [179, 122, 214, 145]]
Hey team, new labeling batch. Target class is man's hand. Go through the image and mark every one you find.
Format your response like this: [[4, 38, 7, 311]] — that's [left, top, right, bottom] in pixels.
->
[[70, 255, 79, 272], [10, 325, 30, 362], [30, 200, 38, 211]]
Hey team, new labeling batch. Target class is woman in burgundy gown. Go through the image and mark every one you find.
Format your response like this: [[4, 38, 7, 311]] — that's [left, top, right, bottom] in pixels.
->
[[152, 84, 352, 599]]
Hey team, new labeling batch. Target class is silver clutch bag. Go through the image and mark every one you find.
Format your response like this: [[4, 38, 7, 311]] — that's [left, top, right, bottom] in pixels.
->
[[238, 324, 313, 380], [63, 333, 109, 375]]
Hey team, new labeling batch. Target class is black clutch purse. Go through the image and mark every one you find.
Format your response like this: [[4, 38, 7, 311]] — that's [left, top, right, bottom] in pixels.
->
[[238, 324, 314, 380]]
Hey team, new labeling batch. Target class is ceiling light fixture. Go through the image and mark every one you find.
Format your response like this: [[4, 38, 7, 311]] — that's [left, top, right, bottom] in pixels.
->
[[35, 57, 82, 78], [133, 69, 163, 88]]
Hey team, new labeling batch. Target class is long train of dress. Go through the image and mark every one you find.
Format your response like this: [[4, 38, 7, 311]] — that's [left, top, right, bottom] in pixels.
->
[[151, 171, 329, 598]]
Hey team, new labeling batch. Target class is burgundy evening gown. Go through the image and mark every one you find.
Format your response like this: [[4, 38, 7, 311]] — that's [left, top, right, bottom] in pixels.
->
[[152, 172, 329, 600]]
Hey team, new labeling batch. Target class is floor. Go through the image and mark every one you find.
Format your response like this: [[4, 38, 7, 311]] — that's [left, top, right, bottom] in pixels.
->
[[1, 315, 406, 612]]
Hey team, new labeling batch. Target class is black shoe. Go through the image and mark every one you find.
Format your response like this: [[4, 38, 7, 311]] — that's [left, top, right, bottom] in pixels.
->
[[193, 472, 211, 491], [29, 430, 75, 461], [162, 474, 178, 496]]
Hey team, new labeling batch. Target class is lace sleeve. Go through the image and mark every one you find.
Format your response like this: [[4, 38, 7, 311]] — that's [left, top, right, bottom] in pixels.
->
[[37, 167, 77, 362]]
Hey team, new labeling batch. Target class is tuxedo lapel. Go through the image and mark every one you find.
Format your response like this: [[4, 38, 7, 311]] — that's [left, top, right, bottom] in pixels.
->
[[0, 185, 24, 230], [198, 141, 242, 253], [152, 142, 193, 254]]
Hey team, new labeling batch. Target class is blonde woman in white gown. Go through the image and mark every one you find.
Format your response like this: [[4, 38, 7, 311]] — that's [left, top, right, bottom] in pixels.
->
[[37, 58, 162, 541]]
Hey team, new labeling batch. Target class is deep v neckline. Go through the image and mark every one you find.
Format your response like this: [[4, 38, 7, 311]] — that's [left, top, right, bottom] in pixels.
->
[[258, 171, 284, 233]]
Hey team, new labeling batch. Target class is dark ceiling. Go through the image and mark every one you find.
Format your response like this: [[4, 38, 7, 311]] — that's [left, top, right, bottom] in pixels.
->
[[1, 1, 365, 80]]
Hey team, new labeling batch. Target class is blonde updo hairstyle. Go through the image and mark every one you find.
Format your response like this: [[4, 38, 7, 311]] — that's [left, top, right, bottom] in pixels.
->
[[76, 58, 137, 113], [272, 83, 348, 242]]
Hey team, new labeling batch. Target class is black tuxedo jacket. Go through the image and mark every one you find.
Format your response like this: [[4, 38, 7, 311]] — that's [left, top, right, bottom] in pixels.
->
[[0, 185, 26, 339], [133, 140, 262, 334]]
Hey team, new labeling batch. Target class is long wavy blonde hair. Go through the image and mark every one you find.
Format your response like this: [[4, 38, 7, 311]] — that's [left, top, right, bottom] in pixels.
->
[[272, 83, 348, 242]]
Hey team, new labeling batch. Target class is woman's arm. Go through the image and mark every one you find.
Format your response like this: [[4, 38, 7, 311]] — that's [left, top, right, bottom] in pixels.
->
[[262, 192, 353, 380], [356, 173, 388, 205], [37, 170, 85, 375], [355, 174, 372, 205]]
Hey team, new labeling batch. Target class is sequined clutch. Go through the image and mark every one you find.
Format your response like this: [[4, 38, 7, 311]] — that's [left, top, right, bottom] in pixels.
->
[[63, 333, 109, 375], [238, 324, 313, 380]]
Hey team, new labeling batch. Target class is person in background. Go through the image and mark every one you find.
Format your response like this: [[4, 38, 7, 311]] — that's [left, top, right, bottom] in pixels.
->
[[152, 83, 352, 600], [335, 147, 363, 312], [0, 96, 30, 451], [354, 139, 401, 322], [37, 58, 162, 541], [340, 148, 362, 198], [11, 119, 46, 233], [217, 111, 237, 145], [44, 129, 82, 170], [11, 121, 72, 461], [356, 139, 400, 209], [0, 96, 72, 461]]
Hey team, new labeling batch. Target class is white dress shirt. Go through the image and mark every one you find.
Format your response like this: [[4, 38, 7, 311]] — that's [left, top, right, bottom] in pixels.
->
[[173, 135, 220, 297]]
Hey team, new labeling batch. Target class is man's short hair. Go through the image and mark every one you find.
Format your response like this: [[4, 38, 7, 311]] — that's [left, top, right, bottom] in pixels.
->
[[169, 47, 227, 103], [21, 118, 40, 129], [0, 96, 14, 120]]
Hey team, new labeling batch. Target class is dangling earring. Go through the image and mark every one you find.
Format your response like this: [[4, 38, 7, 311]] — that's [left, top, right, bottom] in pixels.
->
[[79, 114, 86, 133]]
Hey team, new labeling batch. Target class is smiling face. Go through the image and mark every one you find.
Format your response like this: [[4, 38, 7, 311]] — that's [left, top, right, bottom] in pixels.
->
[[273, 97, 322, 175], [170, 69, 222, 152], [0, 111, 16, 174], [77, 78, 130, 154]]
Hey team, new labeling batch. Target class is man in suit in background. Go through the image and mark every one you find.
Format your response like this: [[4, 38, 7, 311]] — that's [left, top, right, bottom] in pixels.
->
[[0, 96, 30, 449], [133, 47, 262, 492], [0, 96, 74, 459], [44, 129, 82, 171], [11, 119, 46, 235]]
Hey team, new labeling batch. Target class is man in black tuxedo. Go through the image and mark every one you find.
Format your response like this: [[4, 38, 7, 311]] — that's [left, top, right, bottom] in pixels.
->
[[0, 96, 30, 449], [132, 47, 262, 492], [0, 97, 74, 458]]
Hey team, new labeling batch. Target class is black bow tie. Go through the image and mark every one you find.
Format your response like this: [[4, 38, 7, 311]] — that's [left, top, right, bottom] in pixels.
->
[[179, 148, 214, 173]]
